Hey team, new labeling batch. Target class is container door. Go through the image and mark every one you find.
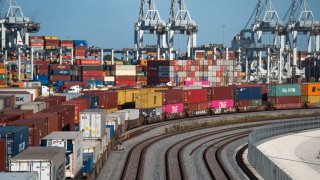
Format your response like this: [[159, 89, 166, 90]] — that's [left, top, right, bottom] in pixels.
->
[[80, 114, 91, 137], [91, 114, 101, 138], [10, 161, 28, 171], [33, 162, 51, 180]]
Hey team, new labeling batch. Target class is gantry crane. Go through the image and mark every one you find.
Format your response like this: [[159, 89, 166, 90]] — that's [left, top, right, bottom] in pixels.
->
[[134, 0, 167, 59], [167, 0, 198, 59], [284, 0, 320, 76], [0, 0, 40, 82]]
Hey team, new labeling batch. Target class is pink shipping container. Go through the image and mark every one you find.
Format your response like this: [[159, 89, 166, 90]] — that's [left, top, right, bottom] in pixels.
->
[[185, 81, 210, 86], [211, 99, 234, 109], [162, 103, 184, 114]]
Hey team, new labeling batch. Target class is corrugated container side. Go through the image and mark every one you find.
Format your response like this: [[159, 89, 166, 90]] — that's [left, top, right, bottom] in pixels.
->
[[211, 86, 234, 100], [79, 109, 106, 138], [162, 89, 184, 105], [184, 89, 207, 104], [134, 92, 162, 109], [235, 87, 262, 100], [82, 153, 94, 175], [267, 84, 301, 97], [0, 140, 5, 171], [301, 83, 320, 96]]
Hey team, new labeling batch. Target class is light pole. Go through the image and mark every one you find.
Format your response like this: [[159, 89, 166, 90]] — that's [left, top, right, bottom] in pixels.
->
[[222, 25, 226, 47]]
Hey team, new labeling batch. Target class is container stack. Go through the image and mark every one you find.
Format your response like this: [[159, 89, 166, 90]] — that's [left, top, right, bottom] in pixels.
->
[[134, 92, 163, 123], [161, 89, 184, 119], [50, 64, 75, 82], [183, 88, 208, 116], [267, 84, 302, 109], [207, 86, 235, 114], [0, 95, 14, 111], [301, 83, 320, 108], [44, 36, 59, 50], [74, 40, 88, 60], [0, 63, 6, 87], [41, 132, 83, 179], [80, 65, 104, 86], [235, 85, 263, 112], [29, 36, 44, 50], [136, 65, 147, 86], [114, 65, 136, 86]]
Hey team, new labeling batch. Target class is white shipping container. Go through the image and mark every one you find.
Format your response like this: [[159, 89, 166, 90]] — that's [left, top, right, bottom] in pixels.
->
[[108, 112, 126, 125], [83, 134, 107, 156], [25, 82, 41, 88], [0, 172, 39, 180], [80, 109, 107, 139], [20, 102, 46, 113], [83, 140, 100, 164], [115, 65, 136, 70], [12, 94, 32, 105], [10, 147, 65, 180], [115, 70, 136, 76], [118, 109, 139, 120], [106, 116, 118, 131], [41, 132, 82, 179], [104, 76, 115, 82], [0, 88, 38, 100]]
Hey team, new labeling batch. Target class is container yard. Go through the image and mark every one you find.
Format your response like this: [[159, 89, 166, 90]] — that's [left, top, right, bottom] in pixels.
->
[[0, 0, 319, 179]]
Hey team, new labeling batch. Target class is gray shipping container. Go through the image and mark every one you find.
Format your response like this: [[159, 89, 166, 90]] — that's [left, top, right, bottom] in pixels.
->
[[0, 172, 39, 180], [10, 147, 65, 180]]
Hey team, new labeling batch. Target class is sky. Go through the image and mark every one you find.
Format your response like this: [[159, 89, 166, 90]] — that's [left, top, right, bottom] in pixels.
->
[[17, 0, 320, 50]]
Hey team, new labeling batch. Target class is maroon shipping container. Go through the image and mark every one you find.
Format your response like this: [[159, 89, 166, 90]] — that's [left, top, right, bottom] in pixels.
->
[[185, 102, 208, 111], [5, 109, 33, 119], [31, 113, 61, 133], [211, 86, 234, 100], [184, 89, 207, 104], [50, 64, 71, 70], [268, 96, 303, 110], [0, 140, 5, 171], [162, 89, 184, 105], [83, 91, 118, 109], [49, 105, 75, 131], [82, 71, 104, 77], [9, 119, 48, 146], [81, 76, 104, 81], [36, 96, 66, 108], [41, 106, 70, 131], [51, 75, 71, 81], [62, 98, 89, 125], [36, 65, 49, 74], [0, 114, 21, 126], [116, 81, 136, 87], [137, 76, 147, 81], [116, 76, 136, 81]]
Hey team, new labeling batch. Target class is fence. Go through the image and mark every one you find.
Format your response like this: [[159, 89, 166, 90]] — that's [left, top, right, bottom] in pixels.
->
[[248, 117, 320, 180]]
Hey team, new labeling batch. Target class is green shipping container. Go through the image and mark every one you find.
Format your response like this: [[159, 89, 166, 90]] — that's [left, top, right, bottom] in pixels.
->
[[0, 74, 5, 80], [267, 84, 301, 97], [136, 72, 145, 76], [123, 61, 131, 65], [251, 99, 262, 106]]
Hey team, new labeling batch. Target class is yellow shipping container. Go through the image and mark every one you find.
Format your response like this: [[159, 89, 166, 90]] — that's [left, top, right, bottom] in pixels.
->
[[140, 87, 168, 93], [301, 83, 320, 96], [116, 89, 141, 105], [106, 108, 118, 115], [44, 36, 58, 40], [134, 92, 162, 109], [301, 96, 320, 103]]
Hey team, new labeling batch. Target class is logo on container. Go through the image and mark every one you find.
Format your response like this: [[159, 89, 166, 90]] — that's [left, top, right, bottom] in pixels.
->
[[219, 101, 227, 109], [171, 106, 178, 113], [16, 97, 24, 102]]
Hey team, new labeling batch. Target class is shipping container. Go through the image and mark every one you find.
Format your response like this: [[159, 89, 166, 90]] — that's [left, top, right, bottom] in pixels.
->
[[209, 86, 234, 100], [0, 126, 29, 171], [0, 140, 5, 171], [80, 95, 99, 109], [134, 92, 162, 109], [41, 132, 83, 179], [267, 84, 301, 97], [301, 83, 320, 96], [82, 153, 94, 176], [9, 119, 48, 147], [0, 95, 14, 111], [161, 89, 184, 105], [185, 102, 208, 116], [106, 125, 115, 140], [118, 109, 140, 120], [140, 107, 163, 124], [0, 172, 39, 180], [235, 87, 262, 100], [115, 89, 140, 105], [10, 147, 65, 180], [268, 96, 302, 109], [82, 141, 100, 164], [31, 113, 61, 133], [0, 91, 32, 105], [162, 103, 184, 114], [184, 89, 207, 104], [5, 109, 33, 119], [108, 112, 126, 125], [57, 93, 81, 101], [0, 89, 37, 101], [79, 109, 106, 139], [20, 102, 46, 113]]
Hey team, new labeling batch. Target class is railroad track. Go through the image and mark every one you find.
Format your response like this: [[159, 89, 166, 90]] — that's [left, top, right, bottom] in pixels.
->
[[236, 144, 259, 180], [120, 122, 265, 180]]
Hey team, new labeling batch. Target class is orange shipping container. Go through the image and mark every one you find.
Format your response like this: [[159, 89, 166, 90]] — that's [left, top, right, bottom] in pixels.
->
[[301, 83, 320, 96]]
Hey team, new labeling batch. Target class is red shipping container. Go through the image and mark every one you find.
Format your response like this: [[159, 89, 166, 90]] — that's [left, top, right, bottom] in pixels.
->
[[162, 89, 184, 105], [116, 81, 136, 87], [75, 46, 87, 51], [50, 64, 71, 70], [0, 114, 21, 126], [5, 109, 33, 119], [34, 61, 50, 65], [83, 91, 118, 109], [268, 96, 301, 104], [75, 52, 86, 56], [184, 89, 207, 104], [9, 119, 48, 146], [60, 40, 74, 47], [82, 71, 104, 77], [81, 76, 104, 81], [51, 75, 71, 81], [0, 140, 5, 171], [36, 65, 49, 74], [30, 36, 44, 40], [53, 105, 75, 131], [210, 86, 234, 100], [31, 113, 61, 133], [137, 76, 147, 81], [41, 108, 67, 131], [77, 60, 101, 65]]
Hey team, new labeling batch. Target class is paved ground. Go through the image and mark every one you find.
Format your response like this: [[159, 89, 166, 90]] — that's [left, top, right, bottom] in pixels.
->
[[258, 129, 320, 180]]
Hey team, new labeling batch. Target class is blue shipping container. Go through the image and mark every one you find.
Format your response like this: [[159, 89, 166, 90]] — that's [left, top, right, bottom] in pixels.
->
[[51, 70, 72, 75], [80, 95, 99, 109], [104, 81, 115, 86], [82, 153, 94, 175], [35, 75, 49, 85], [106, 125, 115, 139], [0, 126, 29, 169], [88, 81, 104, 86], [74, 40, 88, 47], [235, 87, 262, 100]]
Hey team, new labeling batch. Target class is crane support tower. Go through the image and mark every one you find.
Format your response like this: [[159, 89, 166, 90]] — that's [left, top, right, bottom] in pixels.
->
[[168, 0, 198, 59], [134, 0, 167, 59]]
